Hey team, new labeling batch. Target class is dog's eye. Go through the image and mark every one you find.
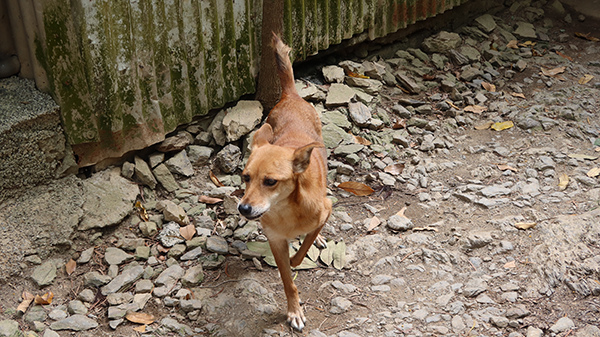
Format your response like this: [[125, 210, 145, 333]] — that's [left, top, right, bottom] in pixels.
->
[[242, 174, 250, 183], [263, 178, 277, 186]]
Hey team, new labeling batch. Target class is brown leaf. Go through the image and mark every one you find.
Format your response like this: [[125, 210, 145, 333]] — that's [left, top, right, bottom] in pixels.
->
[[392, 119, 407, 129], [579, 74, 594, 84], [353, 135, 372, 146], [497, 164, 518, 172], [558, 173, 569, 191], [125, 312, 156, 325], [179, 224, 196, 241], [34, 291, 54, 305], [396, 206, 408, 218], [504, 260, 516, 269], [555, 51, 573, 61], [474, 121, 493, 130], [133, 325, 147, 333], [515, 222, 536, 230], [134, 201, 149, 222], [491, 121, 514, 131], [445, 100, 459, 110], [231, 189, 245, 197], [337, 181, 374, 196], [481, 82, 496, 92], [198, 195, 223, 204], [65, 259, 77, 276], [17, 292, 35, 313], [587, 167, 600, 178], [367, 217, 381, 232], [347, 71, 369, 79], [506, 40, 518, 49], [464, 105, 487, 114], [384, 163, 405, 175], [510, 92, 526, 99], [519, 40, 536, 47], [575, 32, 600, 42], [540, 66, 566, 77], [209, 171, 225, 187]]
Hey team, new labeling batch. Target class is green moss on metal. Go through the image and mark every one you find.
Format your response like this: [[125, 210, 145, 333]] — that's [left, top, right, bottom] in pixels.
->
[[37, 1, 97, 145]]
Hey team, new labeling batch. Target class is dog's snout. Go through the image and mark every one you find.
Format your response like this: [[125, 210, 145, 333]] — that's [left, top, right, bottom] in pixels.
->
[[238, 203, 253, 217]]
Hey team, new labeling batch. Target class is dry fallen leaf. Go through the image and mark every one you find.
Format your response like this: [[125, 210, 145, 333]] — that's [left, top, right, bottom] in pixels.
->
[[125, 312, 156, 325], [515, 222, 536, 230], [520, 40, 536, 47], [34, 291, 54, 305], [579, 74, 594, 84], [498, 164, 518, 172], [474, 121, 494, 130], [481, 82, 496, 92], [504, 260, 516, 269], [179, 224, 196, 241], [392, 119, 407, 129], [510, 92, 526, 99], [367, 217, 381, 232], [337, 181, 374, 196], [506, 40, 518, 49], [209, 171, 225, 187], [353, 135, 372, 146], [17, 291, 35, 314], [133, 325, 147, 333], [540, 66, 566, 77], [347, 71, 369, 79], [464, 105, 487, 114], [491, 121, 514, 131], [384, 163, 405, 176], [396, 206, 408, 218], [558, 173, 569, 191], [134, 201, 149, 222], [65, 259, 76, 276], [587, 167, 600, 178], [575, 32, 600, 42], [568, 153, 599, 160], [198, 195, 223, 204], [445, 100, 459, 110], [555, 51, 573, 61]]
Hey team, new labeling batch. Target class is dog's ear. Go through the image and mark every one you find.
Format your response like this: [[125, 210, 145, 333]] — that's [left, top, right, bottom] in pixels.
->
[[252, 124, 273, 149], [292, 142, 324, 173]]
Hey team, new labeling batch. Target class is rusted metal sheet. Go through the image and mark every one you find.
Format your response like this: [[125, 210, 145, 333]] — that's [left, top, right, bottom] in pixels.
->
[[10, 0, 464, 166], [285, 0, 469, 61], [27, 0, 261, 166]]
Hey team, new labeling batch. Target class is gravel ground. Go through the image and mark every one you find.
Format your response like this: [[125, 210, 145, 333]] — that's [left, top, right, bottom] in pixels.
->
[[1, 1, 599, 337]]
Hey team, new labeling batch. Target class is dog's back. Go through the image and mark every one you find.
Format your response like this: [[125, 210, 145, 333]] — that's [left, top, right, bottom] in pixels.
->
[[266, 34, 325, 161]]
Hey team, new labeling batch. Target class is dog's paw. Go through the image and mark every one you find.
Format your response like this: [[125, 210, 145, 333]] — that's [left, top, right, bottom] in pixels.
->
[[314, 234, 327, 249], [287, 310, 306, 331]]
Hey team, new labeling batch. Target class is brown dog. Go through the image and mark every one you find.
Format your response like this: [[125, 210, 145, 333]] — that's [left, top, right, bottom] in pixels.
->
[[238, 33, 332, 331]]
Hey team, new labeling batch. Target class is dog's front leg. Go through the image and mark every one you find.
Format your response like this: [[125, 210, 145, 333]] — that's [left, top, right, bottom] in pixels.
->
[[269, 237, 306, 331]]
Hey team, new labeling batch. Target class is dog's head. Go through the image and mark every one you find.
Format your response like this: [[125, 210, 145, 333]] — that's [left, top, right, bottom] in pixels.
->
[[238, 124, 322, 220]]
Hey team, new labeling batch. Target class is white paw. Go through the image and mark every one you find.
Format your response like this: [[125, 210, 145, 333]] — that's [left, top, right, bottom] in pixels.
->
[[287, 312, 306, 331], [314, 234, 327, 249]]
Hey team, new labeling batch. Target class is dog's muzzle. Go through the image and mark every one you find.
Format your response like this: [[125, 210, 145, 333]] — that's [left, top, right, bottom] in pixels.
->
[[238, 203, 262, 220]]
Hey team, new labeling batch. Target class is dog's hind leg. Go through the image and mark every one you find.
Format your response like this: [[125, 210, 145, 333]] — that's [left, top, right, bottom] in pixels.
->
[[268, 237, 306, 331], [290, 225, 324, 267]]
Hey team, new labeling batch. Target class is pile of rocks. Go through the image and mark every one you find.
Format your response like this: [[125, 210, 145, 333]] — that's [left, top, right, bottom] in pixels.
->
[[5, 0, 600, 336]]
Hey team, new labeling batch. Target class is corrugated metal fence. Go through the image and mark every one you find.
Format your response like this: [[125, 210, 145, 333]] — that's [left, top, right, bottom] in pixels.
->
[[8, 0, 467, 166]]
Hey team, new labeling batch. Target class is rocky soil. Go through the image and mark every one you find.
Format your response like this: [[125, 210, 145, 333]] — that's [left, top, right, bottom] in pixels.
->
[[1, 1, 600, 336]]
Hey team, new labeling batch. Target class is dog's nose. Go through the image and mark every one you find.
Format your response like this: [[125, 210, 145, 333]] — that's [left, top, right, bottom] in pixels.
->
[[238, 203, 253, 217]]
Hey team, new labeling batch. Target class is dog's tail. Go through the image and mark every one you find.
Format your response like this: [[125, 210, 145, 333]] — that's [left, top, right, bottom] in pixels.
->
[[272, 32, 296, 97]]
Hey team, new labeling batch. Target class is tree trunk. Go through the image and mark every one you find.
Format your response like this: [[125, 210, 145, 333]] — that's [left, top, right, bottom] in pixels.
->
[[255, 0, 284, 113]]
